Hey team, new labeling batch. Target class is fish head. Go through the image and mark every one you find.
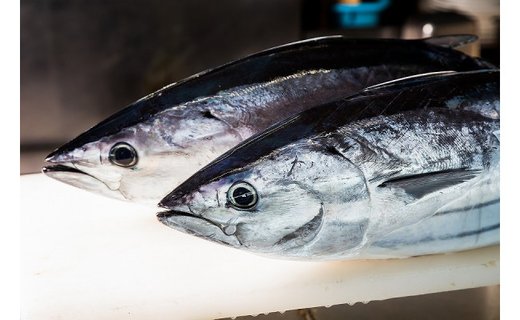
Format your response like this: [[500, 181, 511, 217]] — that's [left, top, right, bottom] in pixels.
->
[[158, 142, 370, 257], [43, 127, 164, 201], [43, 98, 247, 203]]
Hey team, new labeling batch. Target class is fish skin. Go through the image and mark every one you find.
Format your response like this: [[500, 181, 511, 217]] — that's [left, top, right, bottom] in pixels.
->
[[43, 36, 495, 204], [158, 70, 499, 261]]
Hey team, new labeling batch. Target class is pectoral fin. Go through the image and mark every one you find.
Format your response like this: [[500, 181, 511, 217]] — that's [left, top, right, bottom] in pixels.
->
[[378, 168, 481, 199]]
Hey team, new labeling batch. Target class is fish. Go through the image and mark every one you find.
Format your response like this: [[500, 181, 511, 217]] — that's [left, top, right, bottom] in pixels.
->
[[43, 35, 494, 204], [158, 70, 499, 261]]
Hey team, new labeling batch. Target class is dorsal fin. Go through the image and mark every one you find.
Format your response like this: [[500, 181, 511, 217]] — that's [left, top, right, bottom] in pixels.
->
[[422, 34, 478, 49], [363, 71, 456, 92]]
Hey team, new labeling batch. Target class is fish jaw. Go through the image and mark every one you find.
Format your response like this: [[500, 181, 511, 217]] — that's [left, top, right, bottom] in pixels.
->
[[43, 144, 127, 200], [157, 186, 242, 248], [42, 164, 126, 200], [157, 209, 242, 248]]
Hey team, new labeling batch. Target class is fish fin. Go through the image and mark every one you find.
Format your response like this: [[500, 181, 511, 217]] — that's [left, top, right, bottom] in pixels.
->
[[363, 71, 456, 92], [378, 168, 481, 199], [422, 34, 478, 48]]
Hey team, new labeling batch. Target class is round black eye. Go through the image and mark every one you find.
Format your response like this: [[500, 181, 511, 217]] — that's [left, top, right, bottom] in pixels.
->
[[227, 181, 258, 210], [109, 142, 138, 167]]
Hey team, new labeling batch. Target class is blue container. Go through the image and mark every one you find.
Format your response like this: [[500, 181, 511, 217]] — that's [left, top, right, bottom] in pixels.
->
[[334, 0, 390, 28]]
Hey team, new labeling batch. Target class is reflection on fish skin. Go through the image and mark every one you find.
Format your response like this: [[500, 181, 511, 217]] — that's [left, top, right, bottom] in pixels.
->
[[42, 35, 495, 204], [158, 70, 499, 261], [369, 186, 500, 257]]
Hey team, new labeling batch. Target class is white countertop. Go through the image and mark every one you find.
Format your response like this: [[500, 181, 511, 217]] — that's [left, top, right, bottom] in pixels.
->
[[21, 174, 499, 319]]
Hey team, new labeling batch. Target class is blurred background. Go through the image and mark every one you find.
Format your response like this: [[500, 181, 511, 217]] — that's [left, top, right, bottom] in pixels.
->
[[20, 0, 499, 318]]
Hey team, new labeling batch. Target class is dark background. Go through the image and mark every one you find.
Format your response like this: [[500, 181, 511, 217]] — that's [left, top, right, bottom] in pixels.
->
[[20, 2, 499, 317]]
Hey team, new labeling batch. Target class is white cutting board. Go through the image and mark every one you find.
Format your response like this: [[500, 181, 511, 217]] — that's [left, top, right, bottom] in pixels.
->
[[20, 174, 499, 319]]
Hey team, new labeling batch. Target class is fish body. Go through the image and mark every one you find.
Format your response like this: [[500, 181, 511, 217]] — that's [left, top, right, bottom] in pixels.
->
[[158, 70, 499, 260], [43, 35, 494, 204]]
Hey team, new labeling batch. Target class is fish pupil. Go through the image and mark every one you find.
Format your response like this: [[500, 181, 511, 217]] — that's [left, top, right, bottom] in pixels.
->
[[109, 142, 138, 167], [233, 187, 254, 206], [227, 181, 258, 209], [115, 148, 132, 164]]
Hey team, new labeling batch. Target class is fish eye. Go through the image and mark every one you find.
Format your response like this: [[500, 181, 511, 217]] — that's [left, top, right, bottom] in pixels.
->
[[227, 181, 258, 210], [109, 142, 138, 167]]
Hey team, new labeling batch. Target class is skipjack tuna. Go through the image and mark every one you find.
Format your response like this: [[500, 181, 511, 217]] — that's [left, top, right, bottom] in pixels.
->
[[158, 70, 499, 261], [43, 35, 494, 204]]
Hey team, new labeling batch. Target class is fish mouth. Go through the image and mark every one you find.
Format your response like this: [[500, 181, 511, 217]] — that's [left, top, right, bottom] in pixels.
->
[[157, 210, 242, 247], [42, 163, 126, 200], [42, 164, 85, 175]]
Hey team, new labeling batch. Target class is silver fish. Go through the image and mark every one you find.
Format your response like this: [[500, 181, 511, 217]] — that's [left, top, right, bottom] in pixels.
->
[[158, 70, 499, 261], [43, 35, 493, 204]]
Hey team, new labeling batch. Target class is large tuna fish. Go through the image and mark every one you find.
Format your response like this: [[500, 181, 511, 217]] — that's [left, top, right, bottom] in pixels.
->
[[158, 70, 499, 261], [43, 35, 493, 204]]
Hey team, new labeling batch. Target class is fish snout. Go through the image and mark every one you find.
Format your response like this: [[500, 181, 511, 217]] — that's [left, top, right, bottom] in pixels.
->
[[158, 190, 192, 210], [45, 144, 103, 168], [45, 149, 75, 164]]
